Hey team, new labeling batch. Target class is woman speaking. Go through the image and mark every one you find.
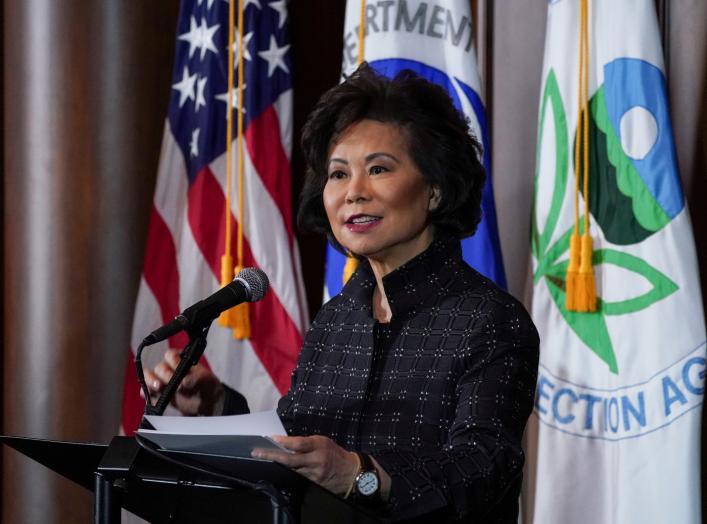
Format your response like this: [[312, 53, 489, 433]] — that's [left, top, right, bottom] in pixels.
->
[[144, 64, 539, 523]]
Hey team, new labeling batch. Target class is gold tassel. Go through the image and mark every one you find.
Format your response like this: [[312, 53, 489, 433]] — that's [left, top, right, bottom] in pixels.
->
[[567, 0, 597, 314], [218, 1, 250, 340], [565, 231, 581, 311], [218, 254, 235, 327], [217, 260, 251, 339], [357, 0, 366, 65], [343, 253, 358, 285], [230, 302, 251, 340], [574, 233, 597, 312], [227, 264, 251, 340], [573, 0, 596, 313]]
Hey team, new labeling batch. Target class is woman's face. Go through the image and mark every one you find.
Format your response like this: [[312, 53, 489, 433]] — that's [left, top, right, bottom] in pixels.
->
[[323, 119, 435, 270]]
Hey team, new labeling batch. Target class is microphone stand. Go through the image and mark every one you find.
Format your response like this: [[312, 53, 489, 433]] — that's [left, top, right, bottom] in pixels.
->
[[139, 321, 211, 419], [133, 319, 296, 524]]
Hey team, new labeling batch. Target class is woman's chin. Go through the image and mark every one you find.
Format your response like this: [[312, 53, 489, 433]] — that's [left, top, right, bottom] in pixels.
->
[[335, 235, 378, 259], [344, 244, 376, 259]]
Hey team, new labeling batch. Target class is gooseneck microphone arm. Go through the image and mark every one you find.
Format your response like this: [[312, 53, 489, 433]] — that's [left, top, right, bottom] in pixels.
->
[[141, 322, 210, 417], [135, 268, 269, 419]]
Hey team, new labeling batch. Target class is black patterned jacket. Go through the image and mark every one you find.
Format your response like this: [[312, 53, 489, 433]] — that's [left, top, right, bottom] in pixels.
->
[[276, 235, 539, 523]]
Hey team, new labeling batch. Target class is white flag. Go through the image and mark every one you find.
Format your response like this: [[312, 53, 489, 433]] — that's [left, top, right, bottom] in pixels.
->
[[325, 0, 506, 301], [525, 1, 706, 523]]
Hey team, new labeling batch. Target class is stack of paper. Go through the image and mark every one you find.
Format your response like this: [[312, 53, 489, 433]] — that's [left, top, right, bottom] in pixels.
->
[[137, 410, 290, 459]]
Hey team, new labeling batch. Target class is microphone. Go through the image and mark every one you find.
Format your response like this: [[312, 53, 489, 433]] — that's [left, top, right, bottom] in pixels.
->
[[143, 267, 269, 345]]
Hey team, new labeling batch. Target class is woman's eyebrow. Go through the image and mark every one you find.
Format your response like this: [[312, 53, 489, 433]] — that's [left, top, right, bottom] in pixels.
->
[[327, 152, 400, 167], [365, 152, 400, 163]]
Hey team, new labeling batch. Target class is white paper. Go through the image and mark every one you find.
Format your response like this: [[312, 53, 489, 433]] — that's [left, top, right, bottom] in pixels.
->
[[136, 410, 291, 458], [142, 410, 287, 436]]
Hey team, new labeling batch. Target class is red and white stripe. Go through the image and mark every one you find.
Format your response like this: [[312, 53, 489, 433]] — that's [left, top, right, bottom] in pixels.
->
[[121, 90, 307, 435]]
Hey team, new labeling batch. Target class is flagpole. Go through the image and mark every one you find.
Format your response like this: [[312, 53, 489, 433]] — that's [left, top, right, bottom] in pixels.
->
[[656, 0, 671, 77]]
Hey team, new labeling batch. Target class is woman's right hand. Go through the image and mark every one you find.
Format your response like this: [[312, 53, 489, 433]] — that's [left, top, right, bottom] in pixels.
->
[[141, 348, 225, 416]]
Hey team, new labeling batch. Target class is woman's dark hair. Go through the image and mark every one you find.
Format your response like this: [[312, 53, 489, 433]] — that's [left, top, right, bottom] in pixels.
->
[[298, 62, 485, 252]]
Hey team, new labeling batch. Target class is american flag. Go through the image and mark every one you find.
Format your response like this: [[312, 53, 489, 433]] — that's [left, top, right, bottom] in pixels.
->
[[120, 0, 307, 434]]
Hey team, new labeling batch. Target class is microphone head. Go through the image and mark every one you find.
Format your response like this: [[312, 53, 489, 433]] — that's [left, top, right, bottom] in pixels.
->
[[234, 267, 269, 302]]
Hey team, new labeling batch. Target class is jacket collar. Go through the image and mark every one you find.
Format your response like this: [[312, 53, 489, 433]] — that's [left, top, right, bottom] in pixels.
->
[[340, 234, 463, 321]]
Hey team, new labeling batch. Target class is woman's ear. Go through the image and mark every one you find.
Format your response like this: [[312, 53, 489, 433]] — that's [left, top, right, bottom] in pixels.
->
[[428, 186, 441, 211]]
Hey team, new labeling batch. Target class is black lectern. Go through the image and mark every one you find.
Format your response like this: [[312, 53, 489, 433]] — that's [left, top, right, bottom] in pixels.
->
[[1, 435, 385, 524]]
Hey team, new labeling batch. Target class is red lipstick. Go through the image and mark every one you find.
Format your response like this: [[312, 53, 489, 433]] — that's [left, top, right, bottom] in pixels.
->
[[345, 214, 381, 232]]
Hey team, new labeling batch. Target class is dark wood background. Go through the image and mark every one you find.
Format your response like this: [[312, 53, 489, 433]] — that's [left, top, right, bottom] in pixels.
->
[[2, 1, 705, 522]]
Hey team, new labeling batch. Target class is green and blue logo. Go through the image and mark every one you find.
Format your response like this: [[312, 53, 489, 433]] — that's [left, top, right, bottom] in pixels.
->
[[532, 58, 681, 374]]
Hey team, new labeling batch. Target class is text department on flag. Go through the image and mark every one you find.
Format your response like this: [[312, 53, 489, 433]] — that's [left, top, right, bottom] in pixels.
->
[[342, 1, 475, 70]]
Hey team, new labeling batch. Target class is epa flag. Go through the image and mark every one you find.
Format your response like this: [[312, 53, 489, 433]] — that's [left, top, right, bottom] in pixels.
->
[[120, 0, 308, 434], [525, 1, 706, 523], [325, 0, 506, 300]]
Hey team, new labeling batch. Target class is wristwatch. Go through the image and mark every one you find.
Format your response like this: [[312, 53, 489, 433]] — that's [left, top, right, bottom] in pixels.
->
[[352, 452, 381, 500]]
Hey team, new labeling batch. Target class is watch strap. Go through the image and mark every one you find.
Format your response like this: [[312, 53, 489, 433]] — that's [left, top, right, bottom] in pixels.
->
[[356, 452, 375, 473]]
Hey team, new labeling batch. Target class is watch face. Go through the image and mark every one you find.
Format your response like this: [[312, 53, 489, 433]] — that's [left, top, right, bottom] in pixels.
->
[[357, 471, 379, 496]]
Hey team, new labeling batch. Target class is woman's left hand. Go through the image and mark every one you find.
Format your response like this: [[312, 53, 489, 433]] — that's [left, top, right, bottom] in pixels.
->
[[252, 435, 359, 496]]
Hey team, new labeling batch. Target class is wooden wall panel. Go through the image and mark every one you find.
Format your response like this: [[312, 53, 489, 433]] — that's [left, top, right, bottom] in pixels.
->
[[667, 0, 707, 306], [0, 0, 4, 519], [490, 0, 547, 299], [666, 2, 707, 517], [2, 1, 178, 522]]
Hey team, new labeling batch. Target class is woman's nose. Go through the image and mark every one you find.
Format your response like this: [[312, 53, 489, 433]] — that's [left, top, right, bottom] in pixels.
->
[[344, 172, 370, 204]]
